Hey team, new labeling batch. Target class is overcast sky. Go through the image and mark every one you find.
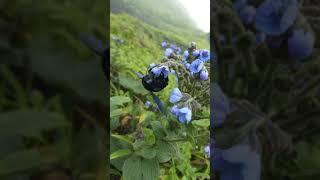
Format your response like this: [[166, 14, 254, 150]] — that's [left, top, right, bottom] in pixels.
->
[[177, 0, 210, 32]]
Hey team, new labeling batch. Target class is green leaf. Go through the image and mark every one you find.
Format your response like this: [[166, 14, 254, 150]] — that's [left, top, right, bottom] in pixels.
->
[[143, 128, 156, 145], [110, 136, 132, 171], [122, 155, 142, 180], [141, 158, 160, 180], [110, 109, 124, 117], [72, 125, 105, 171], [0, 66, 28, 107], [191, 119, 210, 128], [151, 121, 166, 138], [0, 110, 69, 138], [195, 173, 210, 179], [118, 74, 148, 95], [111, 134, 134, 145], [295, 142, 320, 169], [135, 146, 156, 159], [111, 117, 120, 130], [0, 136, 23, 157], [139, 111, 156, 123], [156, 141, 173, 163], [28, 37, 106, 105], [110, 96, 131, 107], [0, 149, 43, 176], [110, 149, 132, 160], [133, 139, 146, 151], [122, 155, 160, 180]]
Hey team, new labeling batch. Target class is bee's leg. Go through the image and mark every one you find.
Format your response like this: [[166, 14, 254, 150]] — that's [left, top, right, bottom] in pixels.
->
[[151, 92, 165, 113], [135, 71, 144, 79]]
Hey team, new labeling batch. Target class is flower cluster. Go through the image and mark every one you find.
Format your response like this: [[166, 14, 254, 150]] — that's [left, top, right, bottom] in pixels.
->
[[182, 42, 210, 81], [139, 41, 210, 123], [169, 88, 192, 123], [162, 41, 182, 57], [231, 0, 315, 61]]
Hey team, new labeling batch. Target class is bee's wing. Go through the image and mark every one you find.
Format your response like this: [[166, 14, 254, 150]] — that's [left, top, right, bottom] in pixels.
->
[[79, 32, 107, 57]]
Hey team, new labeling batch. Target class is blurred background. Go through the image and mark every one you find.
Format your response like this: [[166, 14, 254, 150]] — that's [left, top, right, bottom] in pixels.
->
[[0, 0, 107, 179], [212, 0, 320, 179]]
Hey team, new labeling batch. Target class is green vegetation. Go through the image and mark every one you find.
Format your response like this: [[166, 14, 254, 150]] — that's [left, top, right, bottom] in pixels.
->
[[110, 1, 210, 179]]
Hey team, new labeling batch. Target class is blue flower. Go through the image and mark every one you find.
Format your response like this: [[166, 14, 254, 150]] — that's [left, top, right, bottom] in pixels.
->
[[177, 107, 192, 123], [161, 41, 167, 49], [170, 69, 176, 75], [170, 44, 177, 50], [170, 105, 179, 116], [288, 29, 315, 61], [200, 49, 210, 62], [213, 145, 261, 180], [169, 88, 183, 103], [151, 65, 169, 78], [200, 70, 209, 81], [165, 48, 174, 58], [183, 50, 189, 58], [255, 0, 298, 35], [190, 59, 204, 73], [192, 50, 200, 57], [185, 63, 190, 70], [176, 47, 182, 54], [183, 51, 189, 61], [239, 5, 256, 24], [211, 82, 231, 127], [204, 145, 210, 156], [182, 60, 187, 65], [145, 101, 151, 108]]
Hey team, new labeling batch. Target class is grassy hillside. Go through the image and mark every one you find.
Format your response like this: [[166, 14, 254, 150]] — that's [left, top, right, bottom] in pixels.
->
[[110, 0, 207, 37], [110, 13, 209, 81]]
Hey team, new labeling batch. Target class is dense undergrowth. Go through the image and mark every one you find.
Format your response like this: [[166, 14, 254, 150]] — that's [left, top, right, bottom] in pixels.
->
[[0, 0, 107, 179], [110, 12, 211, 179]]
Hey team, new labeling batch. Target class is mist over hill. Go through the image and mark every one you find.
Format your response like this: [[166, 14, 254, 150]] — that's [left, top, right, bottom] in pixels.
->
[[110, 0, 205, 36]]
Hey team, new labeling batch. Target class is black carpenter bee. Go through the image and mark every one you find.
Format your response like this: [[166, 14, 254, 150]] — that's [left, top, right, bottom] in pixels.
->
[[142, 65, 169, 92]]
